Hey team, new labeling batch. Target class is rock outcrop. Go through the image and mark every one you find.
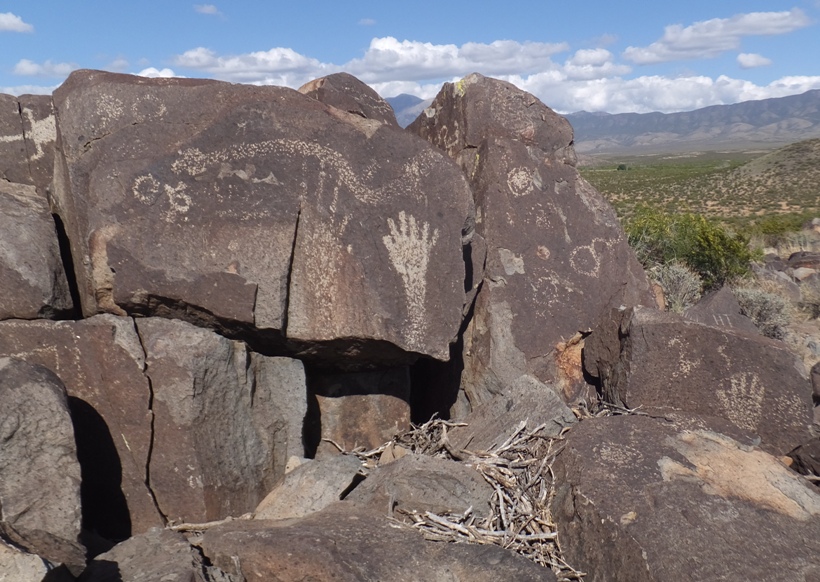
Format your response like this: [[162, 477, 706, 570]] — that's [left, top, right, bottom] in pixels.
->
[[299, 72, 399, 127], [552, 415, 820, 582], [584, 306, 813, 455], [410, 73, 653, 408], [0, 358, 85, 574], [51, 69, 471, 366]]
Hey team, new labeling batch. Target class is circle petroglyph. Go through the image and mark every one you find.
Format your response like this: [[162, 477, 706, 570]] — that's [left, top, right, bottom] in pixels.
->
[[507, 167, 533, 197], [569, 238, 606, 277], [132, 174, 161, 205]]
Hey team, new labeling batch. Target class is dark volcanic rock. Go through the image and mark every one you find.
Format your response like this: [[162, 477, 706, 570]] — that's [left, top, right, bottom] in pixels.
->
[[410, 73, 652, 408], [0, 358, 85, 574], [135, 317, 298, 524], [299, 72, 399, 127], [308, 367, 411, 458], [0, 180, 72, 319], [199, 502, 555, 581], [18, 94, 58, 193], [551, 415, 820, 582], [51, 69, 471, 366], [584, 306, 813, 455], [78, 527, 232, 582], [0, 93, 29, 184], [348, 454, 493, 517], [683, 285, 759, 334], [0, 316, 163, 537]]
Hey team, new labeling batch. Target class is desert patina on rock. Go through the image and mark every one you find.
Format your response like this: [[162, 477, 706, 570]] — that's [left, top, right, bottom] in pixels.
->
[[0, 358, 85, 574], [551, 415, 820, 582], [298, 72, 399, 127], [51, 69, 471, 366], [410, 73, 653, 407], [584, 306, 813, 455]]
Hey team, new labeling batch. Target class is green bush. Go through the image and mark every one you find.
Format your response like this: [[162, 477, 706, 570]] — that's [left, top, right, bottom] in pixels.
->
[[626, 207, 756, 289]]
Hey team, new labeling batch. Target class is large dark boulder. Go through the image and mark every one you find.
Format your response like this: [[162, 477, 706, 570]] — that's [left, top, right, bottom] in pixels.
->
[[199, 502, 555, 581], [584, 306, 814, 455], [298, 72, 399, 127], [410, 73, 652, 408], [51, 70, 471, 367], [0, 358, 85, 574], [0, 316, 163, 537], [551, 415, 820, 582], [136, 317, 299, 524]]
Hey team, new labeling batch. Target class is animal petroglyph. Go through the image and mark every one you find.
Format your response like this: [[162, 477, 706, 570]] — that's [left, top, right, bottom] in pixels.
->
[[383, 211, 439, 349], [717, 372, 765, 432], [21, 108, 56, 161]]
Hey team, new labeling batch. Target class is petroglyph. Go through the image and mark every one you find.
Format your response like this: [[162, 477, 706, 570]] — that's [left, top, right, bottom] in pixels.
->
[[383, 211, 439, 349], [21, 108, 55, 161], [170, 139, 384, 204], [569, 238, 607, 277], [717, 372, 765, 432], [507, 167, 533, 197]]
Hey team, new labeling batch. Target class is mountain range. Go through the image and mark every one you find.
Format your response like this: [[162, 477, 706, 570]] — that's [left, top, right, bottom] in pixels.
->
[[386, 89, 820, 155]]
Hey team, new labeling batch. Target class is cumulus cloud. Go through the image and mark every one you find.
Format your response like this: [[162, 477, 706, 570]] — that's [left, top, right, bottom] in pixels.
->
[[0, 12, 33, 33], [13, 59, 77, 77], [194, 4, 221, 15], [624, 9, 811, 64], [737, 53, 772, 69], [359, 18, 376, 26], [137, 67, 179, 78], [563, 48, 631, 80]]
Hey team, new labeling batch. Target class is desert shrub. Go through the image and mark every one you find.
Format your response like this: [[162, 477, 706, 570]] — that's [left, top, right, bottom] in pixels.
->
[[649, 263, 702, 314], [733, 287, 790, 339], [626, 206, 756, 289]]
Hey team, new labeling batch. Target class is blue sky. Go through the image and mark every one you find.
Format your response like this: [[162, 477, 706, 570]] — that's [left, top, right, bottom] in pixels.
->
[[1, 1, 819, 113]]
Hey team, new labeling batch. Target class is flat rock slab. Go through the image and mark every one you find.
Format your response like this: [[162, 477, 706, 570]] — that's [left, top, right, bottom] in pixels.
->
[[0, 316, 163, 538], [308, 367, 411, 458], [584, 306, 813, 455], [0, 181, 72, 320], [0, 358, 85, 574], [199, 502, 556, 581], [348, 454, 493, 517], [449, 374, 576, 452], [683, 285, 759, 334], [78, 527, 231, 582], [52, 69, 470, 365], [410, 74, 652, 406], [136, 317, 298, 524], [551, 415, 820, 582], [254, 454, 363, 520], [298, 72, 399, 127]]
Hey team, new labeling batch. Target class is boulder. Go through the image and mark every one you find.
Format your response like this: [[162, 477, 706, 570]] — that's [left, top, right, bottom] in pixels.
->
[[298, 72, 399, 127], [254, 454, 363, 520], [448, 374, 576, 452], [135, 317, 298, 524], [812, 362, 820, 402], [18, 94, 57, 193], [683, 285, 759, 334], [551, 415, 820, 582], [584, 306, 813, 455], [0, 93, 29, 184], [0, 540, 60, 582], [198, 502, 555, 581], [0, 316, 163, 539], [78, 527, 234, 582], [347, 454, 493, 517], [409, 73, 652, 408], [788, 251, 820, 270], [307, 367, 411, 458], [788, 438, 820, 481], [0, 358, 85, 574], [51, 70, 471, 366], [0, 180, 72, 319]]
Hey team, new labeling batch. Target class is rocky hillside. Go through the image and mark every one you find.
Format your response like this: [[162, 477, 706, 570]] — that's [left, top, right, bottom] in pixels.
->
[[567, 89, 820, 154], [0, 71, 818, 582]]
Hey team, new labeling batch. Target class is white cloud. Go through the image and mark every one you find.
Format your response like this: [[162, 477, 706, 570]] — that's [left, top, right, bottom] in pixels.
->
[[13, 59, 77, 77], [0, 12, 33, 33], [564, 49, 631, 80], [359, 18, 376, 26], [624, 9, 812, 64], [137, 67, 179, 78], [0, 84, 57, 96], [737, 53, 772, 69], [194, 4, 220, 15]]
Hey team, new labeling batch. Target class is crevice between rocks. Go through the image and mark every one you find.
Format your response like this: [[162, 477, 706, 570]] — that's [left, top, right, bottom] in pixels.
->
[[280, 203, 302, 338], [132, 318, 169, 526], [51, 213, 83, 319]]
